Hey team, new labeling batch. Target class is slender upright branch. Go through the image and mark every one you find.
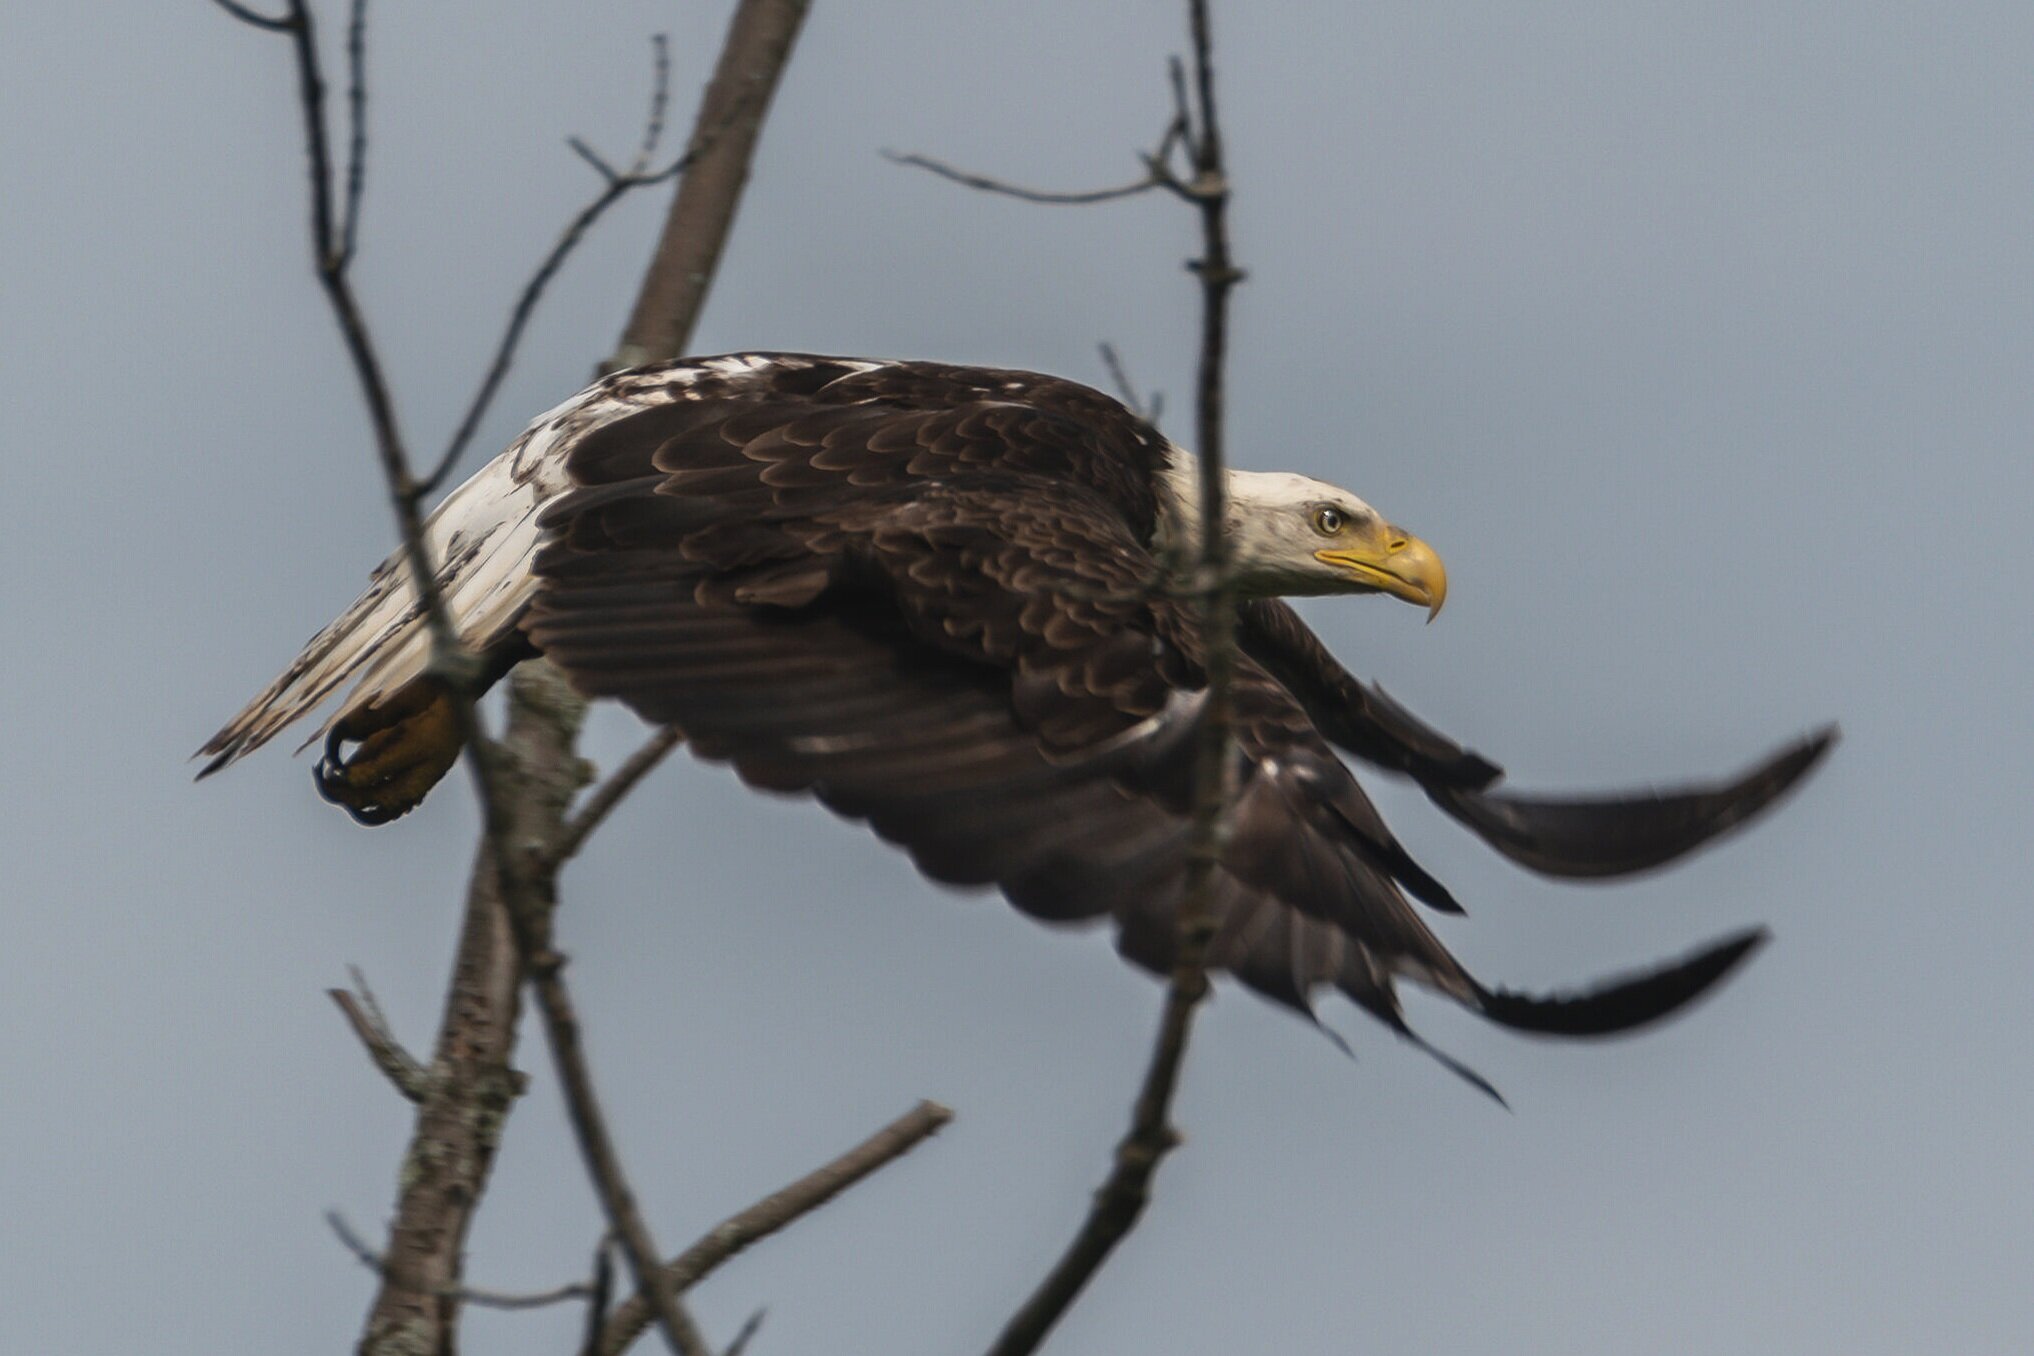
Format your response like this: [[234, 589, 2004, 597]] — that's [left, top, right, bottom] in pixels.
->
[[973, 5, 1244, 1352], [722, 1311, 767, 1356], [241, 0, 477, 709], [611, 0, 812, 369], [214, 10, 549, 1349], [579, 1242, 618, 1356], [491, 683, 712, 1356], [338, 0, 367, 264]]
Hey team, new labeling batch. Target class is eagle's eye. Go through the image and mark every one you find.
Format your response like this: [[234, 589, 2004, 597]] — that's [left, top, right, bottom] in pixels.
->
[[1311, 506, 1346, 536]]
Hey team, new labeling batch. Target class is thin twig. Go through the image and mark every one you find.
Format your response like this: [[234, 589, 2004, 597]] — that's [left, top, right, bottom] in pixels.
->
[[579, 1241, 618, 1356], [506, 875, 711, 1355], [723, 1310, 767, 1356], [881, 150, 1167, 205], [227, 0, 533, 1099], [1097, 341, 1161, 425], [328, 966, 428, 1101], [983, 4, 1243, 1353], [328, 1211, 599, 1311], [631, 35, 673, 174], [596, 1101, 954, 1356], [248, 0, 473, 686], [553, 726, 684, 865], [338, 0, 367, 264], [884, 98, 1194, 208], [423, 36, 693, 493], [419, 175, 635, 492], [211, 0, 293, 30]]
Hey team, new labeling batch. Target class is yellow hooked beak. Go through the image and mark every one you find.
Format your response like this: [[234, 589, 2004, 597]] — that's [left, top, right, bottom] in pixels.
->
[[1314, 524, 1448, 620]]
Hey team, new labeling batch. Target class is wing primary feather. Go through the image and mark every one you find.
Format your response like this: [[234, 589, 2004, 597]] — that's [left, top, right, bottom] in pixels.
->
[[1431, 728, 1838, 880], [1472, 927, 1769, 1036], [1376, 1010, 1508, 1106]]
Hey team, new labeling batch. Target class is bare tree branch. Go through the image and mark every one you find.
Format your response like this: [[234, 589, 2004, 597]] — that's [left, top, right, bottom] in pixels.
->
[[229, 0, 475, 699], [422, 35, 694, 494], [338, 0, 366, 264], [213, 25, 553, 1345], [633, 34, 674, 172], [883, 95, 1197, 209], [611, 0, 813, 370], [723, 1310, 767, 1356], [211, 0, 293, 31], [354, 832, 527, 1353], [579, 1241, 618, 1356], [225, 6, 954, 1355], [1096, 341, 1161, 425], [553, 726, 685, 866], [979, 4, 1245, 1352], [880, 149, 1168, 205], [329, 966, 428, 1101], [597, 1100, 954, 1356], [493, 677, 714, 1354]]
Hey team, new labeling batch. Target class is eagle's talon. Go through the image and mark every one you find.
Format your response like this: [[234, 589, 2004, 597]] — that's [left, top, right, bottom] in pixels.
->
[[310, 679, 465, 826]]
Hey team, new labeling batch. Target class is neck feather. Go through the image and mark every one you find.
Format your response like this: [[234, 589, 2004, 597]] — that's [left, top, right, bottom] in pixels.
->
[[1152, 446, 1289, 594], [1153, 445, 1214, 561]]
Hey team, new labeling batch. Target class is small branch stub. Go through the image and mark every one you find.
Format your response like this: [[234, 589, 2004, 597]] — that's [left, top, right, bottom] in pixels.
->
[[329, 967, 429, 1102]]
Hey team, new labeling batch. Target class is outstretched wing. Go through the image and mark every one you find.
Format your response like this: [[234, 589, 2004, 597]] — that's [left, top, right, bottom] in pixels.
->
[[194, 353, 1175, 776], [1236, 598, 1837, 880], [524, 397, 1761, 1094]]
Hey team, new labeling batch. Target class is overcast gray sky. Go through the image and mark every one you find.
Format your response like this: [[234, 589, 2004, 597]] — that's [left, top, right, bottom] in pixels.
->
[[5, 2, 2030, 1352]]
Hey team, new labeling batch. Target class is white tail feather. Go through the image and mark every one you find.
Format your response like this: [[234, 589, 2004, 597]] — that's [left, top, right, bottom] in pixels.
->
[[195, 445, 562, 776], [196, 355, 851, 778]]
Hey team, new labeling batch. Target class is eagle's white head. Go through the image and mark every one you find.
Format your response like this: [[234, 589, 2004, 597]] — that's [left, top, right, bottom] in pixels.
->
[[1155, 449, 1448, 615]]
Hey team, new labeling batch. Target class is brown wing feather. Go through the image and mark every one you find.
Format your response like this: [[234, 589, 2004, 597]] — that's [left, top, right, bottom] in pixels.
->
[[524, 421, 1761, 1095], [528, 455, 1483, 1014], [1236, 598, 1835, 881], [202, 352, 1771, 1095]]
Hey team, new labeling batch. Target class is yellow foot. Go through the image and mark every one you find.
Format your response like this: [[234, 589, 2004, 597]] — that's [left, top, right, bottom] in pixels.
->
[[315, 680, 465, 825]]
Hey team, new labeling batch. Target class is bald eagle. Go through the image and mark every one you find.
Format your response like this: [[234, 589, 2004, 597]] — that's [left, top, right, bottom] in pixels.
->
[[199, 354, 1831, 1094]]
